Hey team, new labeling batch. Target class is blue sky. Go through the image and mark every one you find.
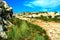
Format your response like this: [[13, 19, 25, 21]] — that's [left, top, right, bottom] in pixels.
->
[[4, 0, 60, 13]]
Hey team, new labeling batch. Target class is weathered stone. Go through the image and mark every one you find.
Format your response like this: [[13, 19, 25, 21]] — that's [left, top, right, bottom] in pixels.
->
[[0, 31, 7, 39], [0, 24, 3, 32]]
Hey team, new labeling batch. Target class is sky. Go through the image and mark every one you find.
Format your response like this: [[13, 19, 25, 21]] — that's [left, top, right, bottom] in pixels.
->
[[4, 0, 60, 13]]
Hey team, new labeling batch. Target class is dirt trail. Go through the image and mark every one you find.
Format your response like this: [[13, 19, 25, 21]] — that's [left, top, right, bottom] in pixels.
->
[[30, 19, 60, 40], [14, 15, 60, 40]]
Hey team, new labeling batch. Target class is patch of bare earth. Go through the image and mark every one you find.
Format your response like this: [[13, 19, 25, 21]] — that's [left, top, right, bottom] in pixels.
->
[[30, 20, 60, 40]]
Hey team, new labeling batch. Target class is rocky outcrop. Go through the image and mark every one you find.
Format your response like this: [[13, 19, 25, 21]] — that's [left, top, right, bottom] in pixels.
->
[[0, 0, 13, 40]]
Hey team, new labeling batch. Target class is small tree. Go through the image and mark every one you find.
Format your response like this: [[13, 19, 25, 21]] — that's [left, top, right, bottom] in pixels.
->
[[48, 15, 52, 18], [54, 12, 57, 14]]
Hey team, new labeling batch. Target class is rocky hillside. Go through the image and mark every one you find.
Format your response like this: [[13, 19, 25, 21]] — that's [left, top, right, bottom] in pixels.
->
[[1, 13, 60, 40]]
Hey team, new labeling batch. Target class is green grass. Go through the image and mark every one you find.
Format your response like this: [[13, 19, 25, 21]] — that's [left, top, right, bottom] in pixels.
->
[[7, 17, 49, 40]]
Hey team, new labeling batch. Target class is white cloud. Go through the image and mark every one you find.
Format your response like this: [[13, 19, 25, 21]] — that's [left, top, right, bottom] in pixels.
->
[[24, 3, 34, 8], [24, 0, 60, 8]]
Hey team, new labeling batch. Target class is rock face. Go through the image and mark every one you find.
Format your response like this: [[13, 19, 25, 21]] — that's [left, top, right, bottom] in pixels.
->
[[0, 0, 3, 2], [0, 24, 3, 32], [0, 0, 13, 39]]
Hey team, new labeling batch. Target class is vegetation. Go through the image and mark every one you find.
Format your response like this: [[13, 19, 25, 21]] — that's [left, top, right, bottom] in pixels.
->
[[34, 15, 60, 22], [7, 17, 49, 40]]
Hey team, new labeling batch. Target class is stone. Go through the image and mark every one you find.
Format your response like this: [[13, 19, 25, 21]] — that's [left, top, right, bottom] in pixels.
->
[[0, 31, 7, 39]]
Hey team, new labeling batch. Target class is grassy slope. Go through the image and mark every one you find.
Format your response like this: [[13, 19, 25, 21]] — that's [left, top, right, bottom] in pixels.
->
[[7, 17, 49, 40]]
